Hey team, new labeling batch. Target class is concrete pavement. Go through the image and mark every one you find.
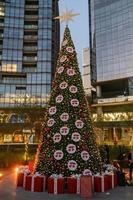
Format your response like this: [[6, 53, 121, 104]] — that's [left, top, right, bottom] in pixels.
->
[[0, 169, 133, 200]]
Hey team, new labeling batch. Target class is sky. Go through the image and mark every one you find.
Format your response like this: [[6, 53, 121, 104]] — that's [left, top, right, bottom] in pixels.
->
[[59, 0, 89, 71]]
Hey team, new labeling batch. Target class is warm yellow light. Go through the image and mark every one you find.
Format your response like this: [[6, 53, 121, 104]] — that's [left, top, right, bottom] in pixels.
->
[[15, 167, 19, 173], [0, 173, 3, 178]]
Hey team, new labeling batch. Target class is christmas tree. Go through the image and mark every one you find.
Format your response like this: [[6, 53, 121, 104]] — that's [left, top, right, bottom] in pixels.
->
[[33, 25, 102, 176]]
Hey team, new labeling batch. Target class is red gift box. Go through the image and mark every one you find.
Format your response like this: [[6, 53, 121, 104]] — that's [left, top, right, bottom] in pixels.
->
[[67, 177, 80, 194], [24, 175, 46, 192], [80, 176, 92, 198], [25, 175, 32, 191], [47, 177, 64, 194], [108, 173, 118, 189], [17, 172, 24, 187], [28, 160, 34, 172], [94, 175, 109, 192]]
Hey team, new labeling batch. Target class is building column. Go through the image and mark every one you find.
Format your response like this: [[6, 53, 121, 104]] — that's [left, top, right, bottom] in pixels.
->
[[96, 85, 101, 98]]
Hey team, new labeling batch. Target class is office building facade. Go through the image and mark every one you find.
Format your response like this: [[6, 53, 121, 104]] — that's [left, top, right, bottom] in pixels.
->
[[0, 0, 60, 144], [89, 0, 133, 146]]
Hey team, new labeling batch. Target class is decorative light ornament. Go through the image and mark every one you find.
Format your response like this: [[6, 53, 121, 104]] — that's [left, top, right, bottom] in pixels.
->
[[67, 68, 75, 76], [57, 66, 64, 74], [54, 150, 64, 160], [47, 118, 55, 127], [60, 126, 69, 136], [53, 133, 62, 143], [56, 95, 64, 103], [70, 99, 79, 107], [68, 160, 77, 171], [60, 112, 69, 122], [75, 120, 84, 129], [59, 81, 68, 89], [49, 106, 57, 115], [83, 169, 92, 176], [69, 85, 78, 93], [81, 151, 90, 161], [71, 132, 81, 142], [66, 144, 76, 154], [66, 46, 74, 53]]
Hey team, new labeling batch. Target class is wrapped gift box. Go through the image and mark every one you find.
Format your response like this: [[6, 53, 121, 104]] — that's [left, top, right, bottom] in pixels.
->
[[67, 177, 80, 194], [24, 175, 46, 192], [17, 172, 24, 187], [47, 176, 64, 194], [108, 173, 118, 189], [94, 175, 109, 192], [80, 176, 92, 198]]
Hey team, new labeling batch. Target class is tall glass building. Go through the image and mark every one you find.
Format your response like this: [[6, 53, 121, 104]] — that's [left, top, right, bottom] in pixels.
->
[[89, 0, 133, 146], [0, 0, 60, 146], [0, 0, 60, 108]]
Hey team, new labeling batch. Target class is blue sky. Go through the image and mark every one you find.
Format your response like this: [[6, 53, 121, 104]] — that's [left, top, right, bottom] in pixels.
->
[[59, 0, 89, 70]]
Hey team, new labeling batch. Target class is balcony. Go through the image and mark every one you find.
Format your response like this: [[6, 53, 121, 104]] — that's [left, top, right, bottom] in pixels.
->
[[25, 15, 38, 20], [24, 35, 37, 40], [23, 56, 37, 62], [25, 5, 38, 10], [23, 46, 37, 51], [24, 25, 38, 29]]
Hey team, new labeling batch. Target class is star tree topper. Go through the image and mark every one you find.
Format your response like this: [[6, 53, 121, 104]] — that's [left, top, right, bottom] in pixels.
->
[[54, 9, 80, 25]]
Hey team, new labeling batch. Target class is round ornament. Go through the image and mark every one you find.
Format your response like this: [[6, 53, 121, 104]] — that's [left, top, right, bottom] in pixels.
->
[[66, 46, 74, 53], [70, 99, 79, 107], [54, 150, 64, 160], [47, 118, 55, 127], [49, 106, 57, 115], [60, 126, 69, 136], [75, 120, 84, 129], [56, 95, 64, 103], [53, 133, 62, 143], [60, 55, 67, 63], [83, 169, 92, 176], [68, 160, 77, 171], [60, 112, 69, 122], [57, 66, 64, 74], [66, 144, 76, 154], [69, 85, 78, 93], [81, 151, 90, 161], [67, 68, 75, 76], [71, 132, 81, 142], [62, 39, 68, 46], [59, 81, 68, 90]]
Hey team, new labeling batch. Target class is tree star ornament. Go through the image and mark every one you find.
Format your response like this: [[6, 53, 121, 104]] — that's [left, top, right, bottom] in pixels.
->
[[54, 9, 80, 25]]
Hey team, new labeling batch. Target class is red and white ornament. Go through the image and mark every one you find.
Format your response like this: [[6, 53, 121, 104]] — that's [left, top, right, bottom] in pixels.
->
[[59, 81, 68, 89], [60, 113, 69, 122], [62, 39, 68, 46], [54, 150, 64, 160], [83, 169, 92, 176], [49, 106, 57, 115], [71, 132, 81, 142], [81, 151, 90, 161], [67, 68, 75, 76], [60, 126, 69, 136], [70, 99, 79, 107], [57, 66, 64, 74], [66, 144, 76, 154], [68, 160, 77, 171], [47, 118, 55, 127], [56, 95, 63, 103], [75, 120, 84, 129], [66, 46, 74, 53], [60, 55, 67, 63], [53, 133, 62, 143], [69, 85, 78, 93]]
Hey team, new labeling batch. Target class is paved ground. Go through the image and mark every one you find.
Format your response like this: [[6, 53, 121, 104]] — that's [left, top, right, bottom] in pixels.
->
[[0, 168, 133, 200]]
